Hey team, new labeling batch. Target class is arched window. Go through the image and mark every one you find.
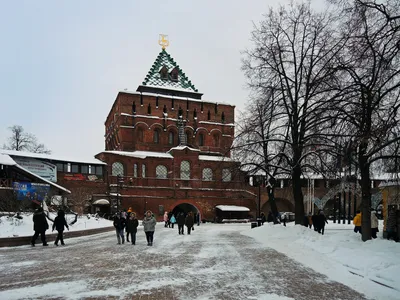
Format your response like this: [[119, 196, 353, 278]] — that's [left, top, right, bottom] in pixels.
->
[[156, 165, 168, 179], [142, 164, 146, 178], [112, 162, 124, 176], [199, 133, 204, 146], [202, 168, 213, 181], [185, 131, 192, 145], [153, 129, 160, 144], [213, 134, 220, 147], [133, 163, 138, 178], [180, 160, 191, 180], [137, 128, 144, 142], [168, 131, 175, 145], [222, 169, 231, 182]]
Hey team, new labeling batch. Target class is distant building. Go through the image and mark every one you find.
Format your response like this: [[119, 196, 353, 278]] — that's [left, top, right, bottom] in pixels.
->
[[0, 149, 107, 214]]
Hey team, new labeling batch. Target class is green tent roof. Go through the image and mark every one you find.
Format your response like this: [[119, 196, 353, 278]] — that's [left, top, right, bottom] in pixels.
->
[[141, 49, 199, 93]]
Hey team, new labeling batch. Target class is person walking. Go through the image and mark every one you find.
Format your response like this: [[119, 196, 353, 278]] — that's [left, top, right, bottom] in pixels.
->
[[142, 210, 156, 246], [126, 212, 139, 245], [168, 211, 173, 228], [317, 210, 328, 235], [170, 214, 176, 229], [52, 210, 69, 246], [177, 212, 185, 235], [31, 207, 49, 247], [185, 212, 194, 235], [163, 211, 169, 228], [281, 214, 286, 227], [196, 212, 200, 226], [260, 212, 266, 225], [312, 213, 319, 232], [353, 210, 362, 234], [308, 212, 313, 229], [113, 212, 126, 245], [371, 210, 379, 239]]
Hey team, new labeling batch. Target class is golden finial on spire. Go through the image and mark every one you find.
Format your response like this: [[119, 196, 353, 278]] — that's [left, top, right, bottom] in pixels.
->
[[158, 34, 169, 49]]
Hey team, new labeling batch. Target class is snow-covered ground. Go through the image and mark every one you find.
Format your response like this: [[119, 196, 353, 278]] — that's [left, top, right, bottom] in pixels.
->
[[244, 220, 400, 300], [0, 223, 366, 300], [0, 213, 113, 238], [0, 220, 398, 299]]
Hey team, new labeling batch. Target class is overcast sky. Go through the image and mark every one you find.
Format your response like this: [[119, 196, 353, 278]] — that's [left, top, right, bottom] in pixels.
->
[[0, 0, 323, 160]]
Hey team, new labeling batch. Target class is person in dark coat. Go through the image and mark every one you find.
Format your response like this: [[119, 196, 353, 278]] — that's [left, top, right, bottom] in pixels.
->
[[177, 212, 185, 235], [185, 212, 194, 235], [317, 210, 328, 235], [312, 213, 319, 232], [260, 212, 266, 225], [196, 212, 200, 226], [303, 214, 309, 227], [113, 212, 126, 244], [126, 212, 139, 245], [31, 207, 49, 246], [52, 210, 69, 246]]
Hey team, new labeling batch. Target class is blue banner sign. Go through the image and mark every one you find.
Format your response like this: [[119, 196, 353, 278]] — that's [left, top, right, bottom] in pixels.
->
[[13, 182, 50, 201]]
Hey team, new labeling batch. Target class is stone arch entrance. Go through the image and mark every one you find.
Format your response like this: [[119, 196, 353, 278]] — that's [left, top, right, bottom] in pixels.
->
[[170, 202, 200, 219]]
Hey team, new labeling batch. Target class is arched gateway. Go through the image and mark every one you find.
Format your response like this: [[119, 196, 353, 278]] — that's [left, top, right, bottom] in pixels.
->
[[168, 201, 201, 220]]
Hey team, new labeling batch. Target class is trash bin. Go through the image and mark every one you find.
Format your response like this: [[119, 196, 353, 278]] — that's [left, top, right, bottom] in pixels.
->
[[257, 218, 262, 227], [251, 222, 258, 229]]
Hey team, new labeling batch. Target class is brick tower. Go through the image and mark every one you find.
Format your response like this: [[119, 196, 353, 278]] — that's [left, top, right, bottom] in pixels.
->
[[96, 46, 255, 220]]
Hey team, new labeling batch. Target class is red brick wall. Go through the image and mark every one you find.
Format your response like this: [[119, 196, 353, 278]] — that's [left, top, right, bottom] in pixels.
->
[[104, 92, 235, 156]]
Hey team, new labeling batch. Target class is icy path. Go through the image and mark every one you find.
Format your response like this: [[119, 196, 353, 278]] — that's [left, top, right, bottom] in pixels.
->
[[0, 224, 367, 300]]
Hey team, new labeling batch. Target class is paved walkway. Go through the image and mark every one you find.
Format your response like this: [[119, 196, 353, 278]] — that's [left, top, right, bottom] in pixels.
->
[[0, 224, 367, 300]]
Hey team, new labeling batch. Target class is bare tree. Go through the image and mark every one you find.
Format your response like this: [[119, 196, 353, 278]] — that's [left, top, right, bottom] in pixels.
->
[[66, 186, 93, 215], [235, 89, 289, 223], [242, 1, 343, 224], [3, 125, 51, 154], [331, 0, 400, 241]]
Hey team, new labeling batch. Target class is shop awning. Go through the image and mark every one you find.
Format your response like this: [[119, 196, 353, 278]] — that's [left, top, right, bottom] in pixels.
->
[[92, 199, 110, 205], [215, 205, 250, 212]]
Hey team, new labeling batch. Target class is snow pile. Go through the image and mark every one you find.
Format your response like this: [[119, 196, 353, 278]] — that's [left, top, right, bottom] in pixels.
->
[[0, 213, 113, 238], [243, 221, 400, 300]]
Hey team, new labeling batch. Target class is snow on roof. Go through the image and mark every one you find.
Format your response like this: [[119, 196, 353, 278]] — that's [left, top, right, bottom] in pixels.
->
[[372, 173, 400, 180], [101, 150, 173, 159], [199, 121, 235, 127], [144, 84, 201, 94], [15, 164, 71, 194], [199, 155, 237, 162], [169, 146, 200, 152], [120, 113, 160, 120], [119, 90, 235, 107], [378, 180, 400, 188], [0, 154, 16, 166], [92, 199, 110, 205], [215, 205, 250, 212], [0, 149, 106, 165]]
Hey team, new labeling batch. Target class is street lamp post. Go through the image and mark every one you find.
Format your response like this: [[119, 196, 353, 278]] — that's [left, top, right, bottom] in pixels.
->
[[116, 175, 124, 212]]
